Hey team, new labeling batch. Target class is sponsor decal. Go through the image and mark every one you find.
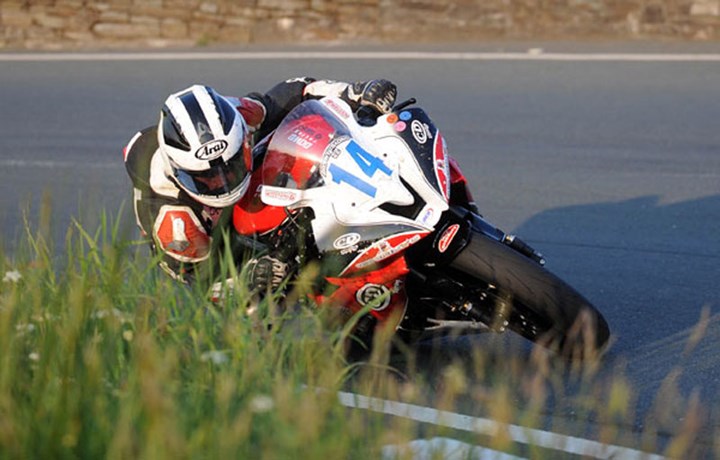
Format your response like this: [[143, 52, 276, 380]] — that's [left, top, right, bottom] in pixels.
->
[[399, 111, 412, 121], [356, 233, 423, 269], [438, 224, 460, 254], [323, 98, 351, 119], [288, 132, 314, 149], [334, 232, 362, 250], [262, 187, 299, 203], [320, 135, 350, 177], [419, 208, 435, 226], [410, 120, 433, 144], [288, 125, 324, 150], [410, 120, 427, 144], [394, 121, 406, 132], [340, 245, 359, 255], [356, 283, 392, 311], [195, 139, 228, 160], [434, 133, 450, 200]]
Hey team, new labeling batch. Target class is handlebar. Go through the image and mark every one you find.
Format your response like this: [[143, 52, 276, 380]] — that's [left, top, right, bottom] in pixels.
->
[[393, 98, 417, 112], [356, 98, 418, 127]]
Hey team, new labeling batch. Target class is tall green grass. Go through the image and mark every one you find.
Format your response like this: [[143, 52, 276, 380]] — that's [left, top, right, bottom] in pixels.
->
[[0, 207, 714, 459]]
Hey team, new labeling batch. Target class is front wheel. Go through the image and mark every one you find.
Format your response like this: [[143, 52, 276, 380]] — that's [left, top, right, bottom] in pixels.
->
[[448, 232, 610, 359]]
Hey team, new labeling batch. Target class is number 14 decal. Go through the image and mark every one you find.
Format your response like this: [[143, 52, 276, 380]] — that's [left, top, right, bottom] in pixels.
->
[[328, 140, 392, 197]]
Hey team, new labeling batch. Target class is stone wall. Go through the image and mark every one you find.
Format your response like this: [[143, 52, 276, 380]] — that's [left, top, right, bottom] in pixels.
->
[[2, 0, 720, 50]]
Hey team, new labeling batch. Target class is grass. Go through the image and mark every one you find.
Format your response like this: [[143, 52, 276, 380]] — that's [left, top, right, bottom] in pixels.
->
[[0, 206, 715, 459]]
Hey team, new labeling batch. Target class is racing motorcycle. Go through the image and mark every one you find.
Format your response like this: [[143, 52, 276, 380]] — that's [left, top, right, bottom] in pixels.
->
[[237, 96, 610, 358]]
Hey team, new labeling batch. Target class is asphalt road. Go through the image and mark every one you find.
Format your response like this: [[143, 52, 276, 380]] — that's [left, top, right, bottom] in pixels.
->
[[1, 44, 719, 452]]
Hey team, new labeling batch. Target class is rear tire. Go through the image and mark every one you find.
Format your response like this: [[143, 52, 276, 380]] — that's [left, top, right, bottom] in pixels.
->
[[449, 232, 610, 359]]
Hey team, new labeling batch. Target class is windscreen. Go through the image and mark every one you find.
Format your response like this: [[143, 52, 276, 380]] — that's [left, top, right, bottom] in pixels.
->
[[262, 100, 352, 191]]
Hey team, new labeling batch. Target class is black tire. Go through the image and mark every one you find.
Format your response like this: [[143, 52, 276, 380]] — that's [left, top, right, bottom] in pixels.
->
[[449, 232, 610, 358]]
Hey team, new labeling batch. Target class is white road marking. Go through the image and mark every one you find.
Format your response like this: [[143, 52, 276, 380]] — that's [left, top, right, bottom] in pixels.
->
[[1, 51, 720, 62], [338, 391, 666, 460], [382, 437, 526, 460]]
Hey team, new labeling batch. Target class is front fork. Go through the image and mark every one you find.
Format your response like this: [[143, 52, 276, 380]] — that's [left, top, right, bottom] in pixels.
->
[[408, 205, 545, 268], [468, 212, 546, 266]]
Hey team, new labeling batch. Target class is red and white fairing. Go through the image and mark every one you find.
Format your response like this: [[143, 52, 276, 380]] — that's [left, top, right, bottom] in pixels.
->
[[253, 97, 452, 326], [261, 98, 449, 263]]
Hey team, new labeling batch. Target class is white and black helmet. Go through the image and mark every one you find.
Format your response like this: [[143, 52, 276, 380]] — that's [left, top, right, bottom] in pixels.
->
[[158, 85, 252, 208]]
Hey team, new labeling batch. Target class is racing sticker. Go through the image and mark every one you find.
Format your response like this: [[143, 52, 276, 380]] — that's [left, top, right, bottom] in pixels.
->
[[437, 223, 460, 254], [261, 187, 300, 205], [356, 283, 392, 311], [321, 98, 351, 119], [288, 124, 325, 150], [351, 232, 425, 271], [433, 132, 450, 200], [410, 120, 428, 144], [333, 232, 361, 250]]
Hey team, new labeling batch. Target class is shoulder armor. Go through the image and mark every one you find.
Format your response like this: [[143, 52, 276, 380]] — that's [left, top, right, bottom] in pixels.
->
[[153, 205, 211, 263]]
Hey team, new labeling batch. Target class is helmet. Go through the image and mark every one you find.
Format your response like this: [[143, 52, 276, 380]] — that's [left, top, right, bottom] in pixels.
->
[[158, 85, 252, 208]]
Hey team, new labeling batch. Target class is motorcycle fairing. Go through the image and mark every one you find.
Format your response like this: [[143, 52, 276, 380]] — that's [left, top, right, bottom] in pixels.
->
[[390, 108, 451, 202], [339, 230, 427, 276], [316, 254, 409, 328], [232, 163, 287, 235], [260, 98, 449, 267]]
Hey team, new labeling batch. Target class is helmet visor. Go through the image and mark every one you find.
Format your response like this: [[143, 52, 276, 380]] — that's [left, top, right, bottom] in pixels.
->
[[173, 150, 249, 198]]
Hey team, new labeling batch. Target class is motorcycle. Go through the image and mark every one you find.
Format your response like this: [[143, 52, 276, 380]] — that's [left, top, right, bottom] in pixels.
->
[[235, 96, 610, 359]]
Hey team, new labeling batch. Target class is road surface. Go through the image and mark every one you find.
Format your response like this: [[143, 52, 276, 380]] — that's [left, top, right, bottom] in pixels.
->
[[1, 43, 718, 453]]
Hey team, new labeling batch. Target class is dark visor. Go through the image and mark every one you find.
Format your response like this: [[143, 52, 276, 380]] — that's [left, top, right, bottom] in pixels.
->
[[173, 153, 248, 197]]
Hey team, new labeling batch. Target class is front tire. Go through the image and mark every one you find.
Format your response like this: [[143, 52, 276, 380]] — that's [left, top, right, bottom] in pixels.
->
[[449, 232, 610, 359]]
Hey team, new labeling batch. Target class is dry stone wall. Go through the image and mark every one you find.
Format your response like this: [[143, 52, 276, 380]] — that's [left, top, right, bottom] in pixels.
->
[[2, 0, 720, 50]]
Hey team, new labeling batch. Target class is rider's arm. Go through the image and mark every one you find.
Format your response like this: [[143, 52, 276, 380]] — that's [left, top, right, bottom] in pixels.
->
[[233, 77, 397, 141], [237, 77, 341, 140]]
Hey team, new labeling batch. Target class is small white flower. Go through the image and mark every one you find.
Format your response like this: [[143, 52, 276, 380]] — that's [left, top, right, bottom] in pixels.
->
[[3, 270, 21, 283], [200, 350, 228, 365], [28, 352, 40, 362], [112, 308, 132, 324], [91, 310, 109, 320], [122, 330, 134, 342], [15, 323, 36, 333], [249, 394, 274, 413]]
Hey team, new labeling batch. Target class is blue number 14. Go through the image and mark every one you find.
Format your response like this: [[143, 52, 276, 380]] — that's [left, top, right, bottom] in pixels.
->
[[329, 140, 391, 197]]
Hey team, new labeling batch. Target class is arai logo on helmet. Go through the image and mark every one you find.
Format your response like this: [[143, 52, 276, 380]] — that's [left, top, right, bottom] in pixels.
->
[[195, 140, 228, 160]]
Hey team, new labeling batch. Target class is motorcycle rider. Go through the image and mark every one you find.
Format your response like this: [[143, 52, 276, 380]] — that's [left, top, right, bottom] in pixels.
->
[[123, 77, 398, 293]]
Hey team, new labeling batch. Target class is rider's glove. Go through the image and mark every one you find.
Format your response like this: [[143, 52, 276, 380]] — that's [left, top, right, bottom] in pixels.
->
[[344, 79, 397, 114], [247, 255, 289, 293]]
